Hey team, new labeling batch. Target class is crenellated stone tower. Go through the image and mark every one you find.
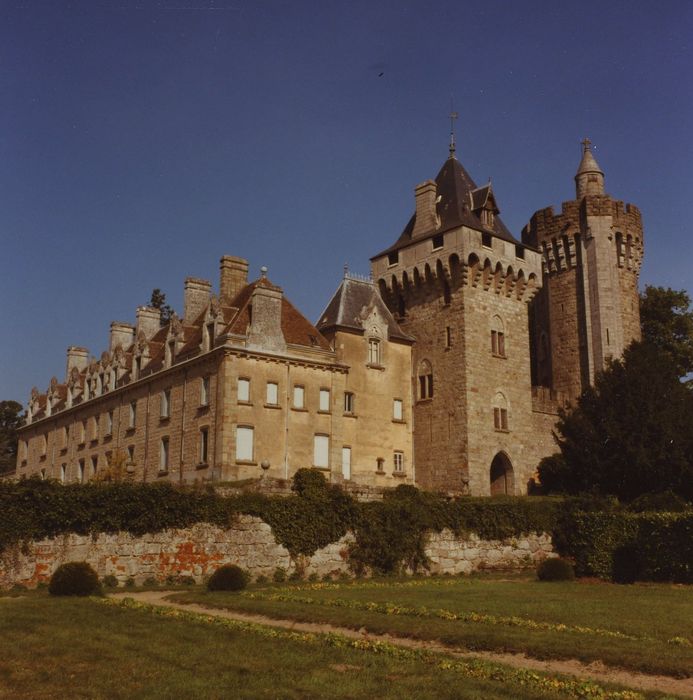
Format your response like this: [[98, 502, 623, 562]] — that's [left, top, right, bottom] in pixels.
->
[[522, 140, 644, 398], [371, 147, 543, 496]]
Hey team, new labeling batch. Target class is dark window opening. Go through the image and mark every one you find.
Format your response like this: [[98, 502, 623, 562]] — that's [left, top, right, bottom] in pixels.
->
[[388, 251, 399, 266], [432, 234, 444, 250], [482, 231, 492, 248]]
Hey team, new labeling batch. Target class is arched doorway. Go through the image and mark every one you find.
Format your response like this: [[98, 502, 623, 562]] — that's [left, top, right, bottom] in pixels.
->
[[490, 452, 514, 495]]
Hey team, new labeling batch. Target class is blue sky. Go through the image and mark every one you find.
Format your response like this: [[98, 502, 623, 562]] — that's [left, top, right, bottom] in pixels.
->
[[1, 0, 692, 403]]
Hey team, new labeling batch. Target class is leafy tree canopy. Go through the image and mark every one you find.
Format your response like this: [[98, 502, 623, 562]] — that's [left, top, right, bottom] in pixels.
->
[[149, 288, 174, 326], [0, 400, 24, 474], [546, 341, 693, 502], [640, 285, 693, 381]]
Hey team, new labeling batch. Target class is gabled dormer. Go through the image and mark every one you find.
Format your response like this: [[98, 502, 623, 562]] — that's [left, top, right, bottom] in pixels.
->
[[470, 182, 499, 230]]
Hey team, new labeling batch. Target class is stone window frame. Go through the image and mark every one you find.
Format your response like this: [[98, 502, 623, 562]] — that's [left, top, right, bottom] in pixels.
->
[[160, 389, 171, 420], [198, 426, 209, 466], [200, 376, 211, 407], [292, 385, 306, 410], [313, 433, 330, 469], [491, 315, 506, 358], [393, 450, 405, 475], [265, 381, 279, 407], [318, 388, 331, 413], [343, 391, 355, 415], [367, 337, 382, 367], [128, 401, 137, 430], [492, 392, 510, 432], [237, 377, 251, 404], [393, 398, 404, 422], [159, 436, 170, 473], [418, 360, 433, 401], [235, 425, 255, 464]]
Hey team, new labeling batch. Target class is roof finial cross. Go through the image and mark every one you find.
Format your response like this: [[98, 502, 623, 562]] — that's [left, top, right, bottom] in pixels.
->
[[449, 99, 458, 158], [581, 137, 592, 153]]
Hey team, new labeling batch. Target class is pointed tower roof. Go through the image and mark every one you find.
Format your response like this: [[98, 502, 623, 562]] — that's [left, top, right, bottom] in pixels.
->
[[575, 137, 605, 198], [576, 137, 604, 177], [372, 154, 521, 259]]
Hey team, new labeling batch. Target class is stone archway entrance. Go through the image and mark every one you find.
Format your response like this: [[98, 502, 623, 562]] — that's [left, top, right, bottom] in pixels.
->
[[490, 452, 514, 495]]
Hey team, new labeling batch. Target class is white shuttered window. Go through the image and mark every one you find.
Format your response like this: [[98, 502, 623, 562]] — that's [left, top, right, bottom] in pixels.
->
[[236, 426, 254, 462], [313, 435, 329, 468]]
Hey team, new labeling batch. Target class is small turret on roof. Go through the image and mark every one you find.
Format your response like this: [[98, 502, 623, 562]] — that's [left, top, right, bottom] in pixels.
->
[[575, 137, 605, 198]]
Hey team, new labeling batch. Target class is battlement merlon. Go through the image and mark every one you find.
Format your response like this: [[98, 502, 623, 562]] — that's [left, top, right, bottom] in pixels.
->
[[522, 197, 643, 248]]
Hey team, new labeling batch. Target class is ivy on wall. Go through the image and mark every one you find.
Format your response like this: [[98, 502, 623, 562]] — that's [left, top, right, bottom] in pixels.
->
[[1, 471, 690, 581]]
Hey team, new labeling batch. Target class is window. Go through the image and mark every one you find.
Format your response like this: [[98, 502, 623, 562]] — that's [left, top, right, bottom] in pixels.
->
[[60, 426, 68, 449], [432, 234, 444, 250], [482, 231, 492, 248], [313, 434, 329, 468], [90, 455, 98, 475], [60, 464, 66, 483], [237, 378, 250, 403], [128, 401, 137, 428], [443, 280, 451, 305], [493, 393, 509, 431], [341, 446, 351, 480], [40, 434, 47, 456], [368, 338, 381, 365], [105, 410, 113, 436], [393, 399, 403, 421], [344, 392, 354, 414], [445, 326, 452, 348], [293, 385, 305, 409], [376, 457, 385, 473], [160, 437, 170, 471], [201, 376, 210, 406], [266, 382, 279, 406], [491, 316, 506, 357], [91, 416, 99, 441], [80, 420, 87, 445], [515, 244, 525, 260], [78, 460, 84, 483], [393, 451, 404, 473], [387, 251, 399, 266], [319, 388, 330, 412], [134, 356, 142, 380], [127, 445, 135, 464], [199, 427, 209, 464], [418, 360, 433, 400], [236, 426, 254, 462], [166, 340, 175, 368], [40, 468, 46, 480], [160, 389, 171, 419], [206, 322, 215, 350]]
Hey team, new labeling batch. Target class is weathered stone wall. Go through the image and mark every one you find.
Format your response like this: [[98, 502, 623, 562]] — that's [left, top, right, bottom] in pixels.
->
[[0, 516, 554, 589]]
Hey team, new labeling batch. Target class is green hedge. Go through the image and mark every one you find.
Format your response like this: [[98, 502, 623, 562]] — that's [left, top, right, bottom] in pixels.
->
[[555, 510, 693, 583], [1, 475, 690, 581]]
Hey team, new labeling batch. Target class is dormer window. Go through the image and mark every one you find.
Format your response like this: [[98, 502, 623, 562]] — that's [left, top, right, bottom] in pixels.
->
[[205, 322, 215, 351], [368, 338, 381, 366]]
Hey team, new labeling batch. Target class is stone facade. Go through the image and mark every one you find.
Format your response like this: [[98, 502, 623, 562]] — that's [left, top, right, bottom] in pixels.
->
[[15, 140, 642, 496], [0, 515, 554, 589]]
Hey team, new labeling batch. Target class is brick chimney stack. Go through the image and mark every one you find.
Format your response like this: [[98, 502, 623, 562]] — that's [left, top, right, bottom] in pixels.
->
[[109, 322, 135, 351], [136, 306, 161, 340], [219, 256, 249, 304], [183, 277, 212, 323]]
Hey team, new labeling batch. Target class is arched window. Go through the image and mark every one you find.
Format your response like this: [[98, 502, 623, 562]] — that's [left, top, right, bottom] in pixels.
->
[[492, 392, 509, 431], [491, 316, 506, 357], [418, 360, 433, 400]]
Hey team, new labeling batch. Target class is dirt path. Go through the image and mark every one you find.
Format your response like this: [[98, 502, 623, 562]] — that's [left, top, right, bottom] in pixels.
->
[[111, 590, 693, 698]]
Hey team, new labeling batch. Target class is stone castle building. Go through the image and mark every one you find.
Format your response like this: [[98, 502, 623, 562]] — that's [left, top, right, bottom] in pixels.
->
[[15, 139, 643, 495]]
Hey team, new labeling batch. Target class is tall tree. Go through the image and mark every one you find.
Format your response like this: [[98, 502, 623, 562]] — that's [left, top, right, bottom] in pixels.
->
[[640, 285, 693, 380], [545, 341, 693, 501], [0, 400, 24, 474], [149, 288, 174, 326]]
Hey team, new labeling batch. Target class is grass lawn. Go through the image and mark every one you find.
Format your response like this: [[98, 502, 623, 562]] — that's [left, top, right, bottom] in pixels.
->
[[0, 594, 653, 699], [171, 575, 693, 679]]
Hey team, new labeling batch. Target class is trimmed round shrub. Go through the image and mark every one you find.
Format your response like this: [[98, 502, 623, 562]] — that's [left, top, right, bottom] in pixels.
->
[[49, 562, 102, 596], [207, 564, 248, 591], [537, 557, 575, 582]]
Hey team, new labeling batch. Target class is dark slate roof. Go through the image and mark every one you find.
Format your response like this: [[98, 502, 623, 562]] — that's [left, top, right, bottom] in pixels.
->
[[316, 276, 413, 343], [372, 156, 521, 259]]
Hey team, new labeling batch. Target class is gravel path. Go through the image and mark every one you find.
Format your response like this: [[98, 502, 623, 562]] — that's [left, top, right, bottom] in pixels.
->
[[111, 590, 693, 698]]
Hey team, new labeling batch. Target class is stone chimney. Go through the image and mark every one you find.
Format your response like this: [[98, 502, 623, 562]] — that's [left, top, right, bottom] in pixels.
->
[[219, 256, 249, 304], [411, 180, 439, 238], [183, 277, 212, 324], [136, 306, 161, 340], [246, 281, 286, 353], [110, 322, 135, 351], [66, 346, 89, 382]]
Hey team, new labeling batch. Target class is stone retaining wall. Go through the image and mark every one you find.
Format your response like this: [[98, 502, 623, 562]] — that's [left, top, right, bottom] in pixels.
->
[[0, 516, 554, 589]]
